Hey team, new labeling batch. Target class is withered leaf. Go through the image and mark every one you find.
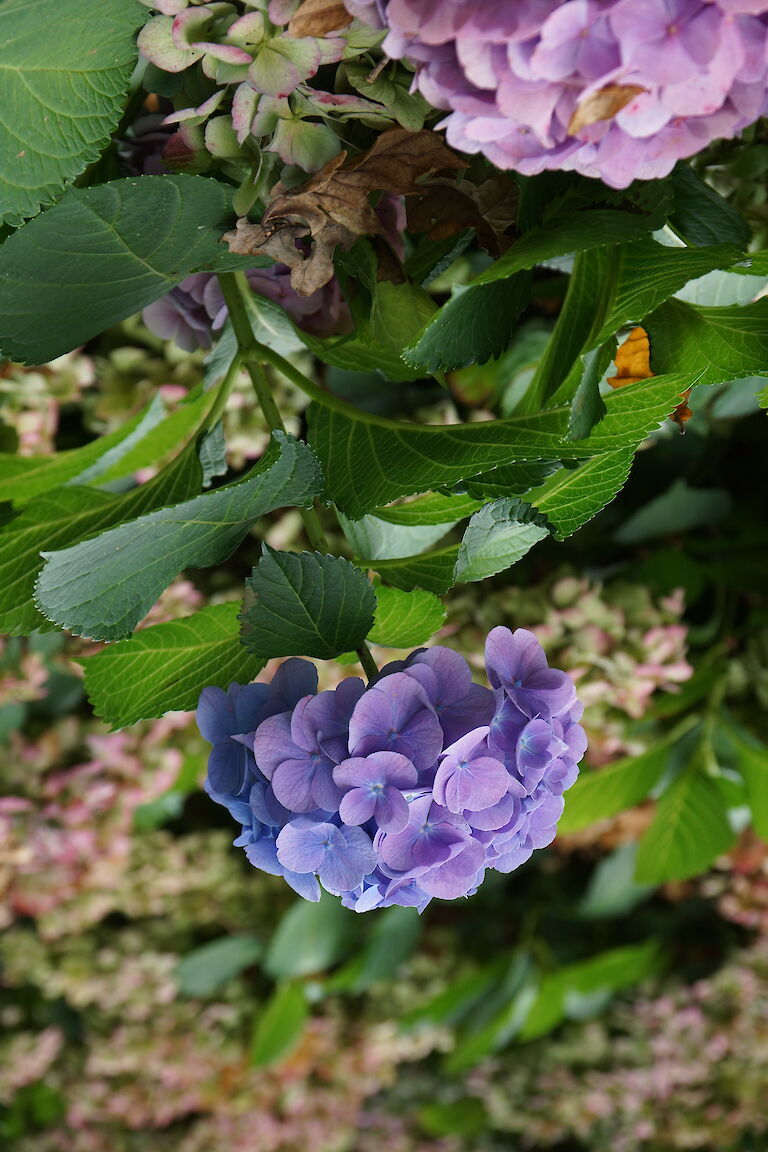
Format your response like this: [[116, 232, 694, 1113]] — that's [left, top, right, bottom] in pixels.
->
[[608, 326, 691, 430], [407, 173, 518, 256], [287, 0, 352, 37], [223, 129, 467, 295], [568, 84, 647, 135]]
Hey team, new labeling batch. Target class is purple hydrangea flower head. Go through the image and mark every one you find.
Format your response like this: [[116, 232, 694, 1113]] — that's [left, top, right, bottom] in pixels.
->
[[346, 0, 768, 186], [197, 632, 584, 909]]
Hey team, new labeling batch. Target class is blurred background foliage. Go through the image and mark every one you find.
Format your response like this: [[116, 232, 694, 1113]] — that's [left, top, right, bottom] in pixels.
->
[[1, 279, 767, 1152]]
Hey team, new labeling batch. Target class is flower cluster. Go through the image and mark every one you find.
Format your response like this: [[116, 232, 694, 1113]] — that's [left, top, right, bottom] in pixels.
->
[[351, 0, 768, 188], [142, 264, 350, 350], [198, 627, 585, 911]]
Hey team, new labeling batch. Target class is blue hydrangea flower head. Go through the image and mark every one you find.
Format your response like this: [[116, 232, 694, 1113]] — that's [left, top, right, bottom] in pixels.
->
[[196, 632, 585, 911]]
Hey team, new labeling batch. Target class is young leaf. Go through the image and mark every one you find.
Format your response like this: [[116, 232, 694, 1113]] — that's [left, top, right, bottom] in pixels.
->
[[559, 743, 673, 834], [368, 583, 446, 648], [0, 440, 203, 636], [454, 499, 550, 583], [240, 548, 376, 659], [35, 433, 321, 642], [0, 176, 234, 363], [528, 449, 634, 540], [0, 0, 144, 228], [634, 768, 736, 885], [250, 983, 308, 1067], [80, 603, 265, 729], [307, 373, 687, 517], [176, 934, 262, 998], [405, 275, 532, 372]]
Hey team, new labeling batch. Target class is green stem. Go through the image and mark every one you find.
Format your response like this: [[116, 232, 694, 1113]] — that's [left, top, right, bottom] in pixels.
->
[[216, 271, 379, 682]]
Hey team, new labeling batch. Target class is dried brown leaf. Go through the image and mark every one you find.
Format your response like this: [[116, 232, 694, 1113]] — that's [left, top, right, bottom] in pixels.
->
[[568, 84, 647, 134], [287, 0, 352, 36], [224, 129, 467, 295]]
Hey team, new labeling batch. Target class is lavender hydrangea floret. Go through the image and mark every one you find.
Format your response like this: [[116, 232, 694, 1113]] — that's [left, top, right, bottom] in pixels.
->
[[197, 627, 586, 911]]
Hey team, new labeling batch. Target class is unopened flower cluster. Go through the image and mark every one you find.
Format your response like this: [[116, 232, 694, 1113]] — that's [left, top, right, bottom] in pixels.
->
[[348, 0, 768, 188], [198, 627, 585, 911]]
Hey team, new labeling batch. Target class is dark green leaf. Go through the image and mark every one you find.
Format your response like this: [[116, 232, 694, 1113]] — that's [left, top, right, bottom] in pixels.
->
[[0, 0, 144, 227], [367, 546, 460, 595], [307, 373, 688, 518], [80, 603, 265, 729], [370, 280, 437, 360], [462, 460, 562, 501], [199, 423, 228, 488], [250, 983, 308, 1067], [646, 297, 768, 385], [240, 548, 376, 660], [177, 934, 262, 998], [404, 274, 531, 372], [566, 345, 612, 441], [404, 229, 474, 287], [368, 583, 446, 647], [0, 176, 233, 363], [668, 162, 752, 248], [634, 768, 736, 884], [0, 440, 202, 636], [35, 433, 321, 641], [372, 492, 482, 525], [529, 449, 634, 540]]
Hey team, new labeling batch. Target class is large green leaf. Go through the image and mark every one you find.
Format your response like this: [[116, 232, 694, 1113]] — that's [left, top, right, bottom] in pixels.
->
[[454, 499, 550, 582], [559, 743, 673, 834], [0, 440, 202, 637], [405, 275, 531, 372], [307, 373, 688, 517], [0, 0, 144, 228], [368, 583, 445, 648], [240, 548, 376, 660], [528, 449, 634, 540], [646, 297, 768, 385], [80, 603, 265, 729], [0, 176, 234, 363], [634, 768, 736, 884], [35, 433, 321, 641]]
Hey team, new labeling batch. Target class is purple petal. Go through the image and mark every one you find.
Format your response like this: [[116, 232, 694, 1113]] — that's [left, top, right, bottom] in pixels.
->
[[319, 826, 376, 893], [339, 787, 377, 826], [375, 786, 411, 832], [253, 712, 304, 778], [276, 819, 331, 873], [418, 839, 486, 899], [271, 758, 318, 813]]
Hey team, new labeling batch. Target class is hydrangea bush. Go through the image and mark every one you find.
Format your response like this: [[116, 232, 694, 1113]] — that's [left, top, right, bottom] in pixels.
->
[[0, 0, 767, 930]]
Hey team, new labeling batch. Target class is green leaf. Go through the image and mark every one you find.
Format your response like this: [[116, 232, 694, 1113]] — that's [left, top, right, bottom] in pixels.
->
[[307, 373, 688, 518], [565, 344, 612, 441], [579, 843, 654, 920], [646, 297, 768, 386], [590, 239, 744, 348], [462, 460, 563, 501], [0, 0, 144, 228], [719, 718, 768, 841], [372, 493, 483, 525], [405, 275, 531, 372], [634, 768, 736, 884], [35, 432, 321, 641], [370, 280, 437, 360], [199, 423, 228, 488], [366, 546, 460, 595], [559, 743, 673, 834], [176, 934, 262, 998], [529, 449, 635, 540], [668, 162, 752, 248], [0, 439, 202, 636], [404, 229, 474, 288], [455, 499, 550, 583], [0, 176, 234, 363], [368, 583, 446, 648], [338, 510, 453, 561], [79, 603, 265, 728], [240, 548, 376, 660], [264, 893, 357, 981], [346, 906, 421, 991], [517, 941, 661, 1042], [614, 479, 731, 544], [250, 983, 308, 1067]]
